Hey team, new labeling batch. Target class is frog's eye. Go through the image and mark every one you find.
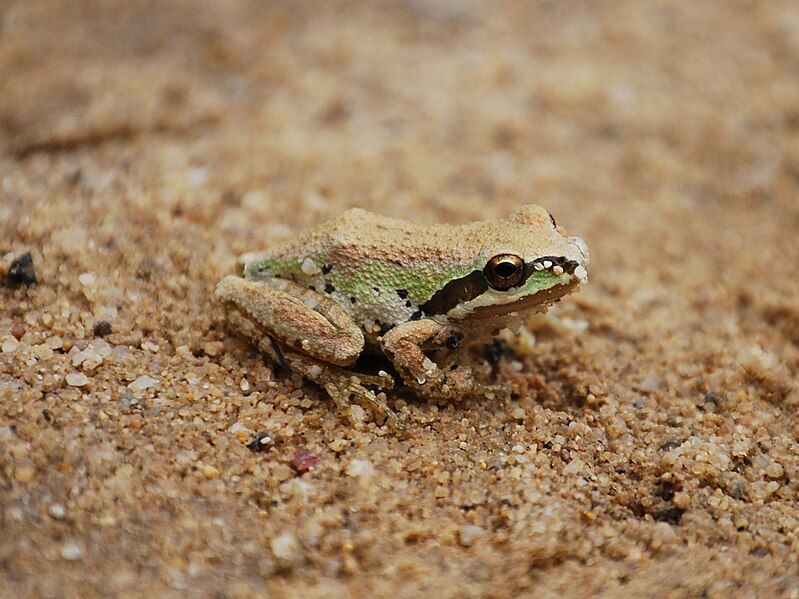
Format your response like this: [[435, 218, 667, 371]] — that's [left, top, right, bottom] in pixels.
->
[[484, 254, 524, 290]]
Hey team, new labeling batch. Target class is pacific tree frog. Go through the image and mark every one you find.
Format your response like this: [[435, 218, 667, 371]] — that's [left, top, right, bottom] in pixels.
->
[[215, 205, 589, 429]]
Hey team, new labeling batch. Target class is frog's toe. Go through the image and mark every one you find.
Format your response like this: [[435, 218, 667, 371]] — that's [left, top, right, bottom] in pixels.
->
[[474, 382, 511, 401], [323, 380, 404, 432]]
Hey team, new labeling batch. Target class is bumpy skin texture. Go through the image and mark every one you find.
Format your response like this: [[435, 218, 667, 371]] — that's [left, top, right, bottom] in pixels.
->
[[215, 205, 589, 428]]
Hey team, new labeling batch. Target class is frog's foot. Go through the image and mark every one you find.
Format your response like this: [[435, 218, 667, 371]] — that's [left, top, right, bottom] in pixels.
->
[[276, 347, 402, 431], [323, 377, 404, 433], [381, 319, 501, 401]]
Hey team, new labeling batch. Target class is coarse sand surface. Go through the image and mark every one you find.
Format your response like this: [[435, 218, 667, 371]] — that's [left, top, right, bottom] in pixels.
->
[[2, 1, 799, 597]]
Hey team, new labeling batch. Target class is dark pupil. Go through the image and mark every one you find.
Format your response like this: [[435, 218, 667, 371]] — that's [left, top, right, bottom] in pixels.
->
[[494, 261, 518, 279]]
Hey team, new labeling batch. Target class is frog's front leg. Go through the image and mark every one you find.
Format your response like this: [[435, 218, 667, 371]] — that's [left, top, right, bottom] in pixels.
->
[[380, 319, 507, 401], [215, 276, 400, 428]]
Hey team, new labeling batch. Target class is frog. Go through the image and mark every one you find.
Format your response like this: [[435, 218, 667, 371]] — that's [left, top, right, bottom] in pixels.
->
[[215, 204, 589, 430]]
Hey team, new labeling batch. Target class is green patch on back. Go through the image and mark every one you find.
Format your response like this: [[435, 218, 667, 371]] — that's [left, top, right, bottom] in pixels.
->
[[326, 260, 475, 303], [249, 254, 476, 303], [246, 255, 327, 280]]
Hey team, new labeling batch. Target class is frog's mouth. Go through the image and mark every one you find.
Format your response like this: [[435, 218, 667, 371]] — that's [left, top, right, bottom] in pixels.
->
[[465, 279, 579, 320]]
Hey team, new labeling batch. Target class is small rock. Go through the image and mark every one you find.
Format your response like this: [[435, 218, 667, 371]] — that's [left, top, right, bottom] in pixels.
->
[[202, 465, 220, 479], [290, 451, 320, 474], [186, 167, 208, 187], [93, 321, 113, 337], [640, 375, 661, 392], [14, 465, 35, 483], [458, 525, 485, 547], [7, 252, 37, 286], [78, 272, 96, 287], [247, 432, 273, 452], [60, 541, 84, 561], [203, 341, 224, 357], [346, 459, 374, 477], [128, 375, 157, 391], [228, 422, 249, 439], [349, 404, 366, 422], [327, 438, 348, 453], [673, 492, 690, 509], [1, 338, 18, 353], [66, 372, 90, 387], [270, 533, 299, 561], [10, 324, 25, 340], [765, 462, 784, 479], [49, 503, 67, 520]]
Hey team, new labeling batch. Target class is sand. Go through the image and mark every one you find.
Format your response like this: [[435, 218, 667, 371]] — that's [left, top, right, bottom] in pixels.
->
[[2, 1, 799, 597]]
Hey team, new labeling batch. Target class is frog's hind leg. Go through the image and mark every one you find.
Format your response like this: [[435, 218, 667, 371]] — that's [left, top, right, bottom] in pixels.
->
[[216, 275, 364, 366], [216, 275, 401, 430]]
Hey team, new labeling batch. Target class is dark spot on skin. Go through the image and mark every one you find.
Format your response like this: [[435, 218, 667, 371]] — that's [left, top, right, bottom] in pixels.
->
[[321, 264, 332, 274], [396, 289, 408, 299], [350, 296, 357, 304], [450, 364, 459, 371], [405, 301, 412, 308], [373, 287, 381, 294], [409, 310, 424, 321], [6, 252, 37, 287], [446, 333, 462, 350], [378, 321, 394, 336], [324, 283, 335, 294], [42, 409, 53, 423], [309, 285, 316, 291]]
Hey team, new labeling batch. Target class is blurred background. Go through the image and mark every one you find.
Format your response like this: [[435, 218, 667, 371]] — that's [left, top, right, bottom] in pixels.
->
[[2, 1, 799, 597]]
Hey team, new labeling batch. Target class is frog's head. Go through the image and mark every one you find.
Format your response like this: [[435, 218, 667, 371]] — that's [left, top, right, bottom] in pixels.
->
[[423, 205, 589, 321]]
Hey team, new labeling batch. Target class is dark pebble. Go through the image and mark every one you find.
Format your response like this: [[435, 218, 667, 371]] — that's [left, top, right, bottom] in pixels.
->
[[247, 432, 273, 453], [7, 252, 37, 286], [93, 321, 113, 337]]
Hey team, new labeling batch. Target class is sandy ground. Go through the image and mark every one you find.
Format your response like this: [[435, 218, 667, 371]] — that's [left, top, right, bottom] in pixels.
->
[[2, 1, 799, 597]]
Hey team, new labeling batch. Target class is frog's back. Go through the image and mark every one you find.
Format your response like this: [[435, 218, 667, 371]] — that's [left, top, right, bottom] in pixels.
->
[[281, 208, 421, 258], [243, 209, 475, 338]]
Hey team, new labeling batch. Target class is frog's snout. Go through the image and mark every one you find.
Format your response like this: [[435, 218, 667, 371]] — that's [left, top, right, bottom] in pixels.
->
[[566, 236, 589, 285], [569, 236, 590, 265]]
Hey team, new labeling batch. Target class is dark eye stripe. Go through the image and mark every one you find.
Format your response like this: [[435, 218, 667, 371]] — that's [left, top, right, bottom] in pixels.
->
[[420, 270, 488, 316]]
